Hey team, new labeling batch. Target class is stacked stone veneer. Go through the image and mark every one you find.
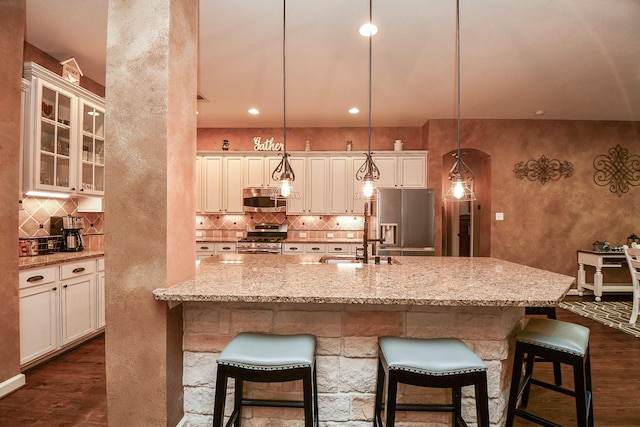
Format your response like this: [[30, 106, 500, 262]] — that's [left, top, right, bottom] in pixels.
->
[[181, 302, 523, 427]]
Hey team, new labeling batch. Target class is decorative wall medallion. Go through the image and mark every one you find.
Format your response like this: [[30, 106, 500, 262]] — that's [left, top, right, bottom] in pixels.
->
[[593, 144, 640, 197], [513, 155, 574, 184]]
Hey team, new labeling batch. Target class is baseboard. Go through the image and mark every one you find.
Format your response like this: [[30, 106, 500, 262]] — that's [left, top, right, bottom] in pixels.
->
[[175, 416, 187, 427], [0, 373, 26, 399]]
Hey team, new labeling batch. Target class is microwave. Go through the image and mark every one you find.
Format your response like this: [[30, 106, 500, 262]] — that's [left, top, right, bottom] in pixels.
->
[[243, 188, 287, 213]]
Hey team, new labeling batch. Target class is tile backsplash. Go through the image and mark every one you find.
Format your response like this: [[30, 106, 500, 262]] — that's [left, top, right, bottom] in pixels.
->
[[19, 196, 104, 249], [196, 212, 365, 241]]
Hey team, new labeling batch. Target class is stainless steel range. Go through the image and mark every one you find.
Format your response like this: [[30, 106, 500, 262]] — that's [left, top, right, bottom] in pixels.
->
[[236, 223, 287, 254]]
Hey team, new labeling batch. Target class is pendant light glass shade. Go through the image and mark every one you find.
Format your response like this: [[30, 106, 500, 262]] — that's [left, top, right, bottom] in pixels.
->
[[271, 0, 298, 200], [355, 0, 380, 200], [443, 0, 476, 203]]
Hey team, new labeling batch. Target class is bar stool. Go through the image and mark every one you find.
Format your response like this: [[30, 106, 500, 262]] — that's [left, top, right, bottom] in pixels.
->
[[374, 336, 490, 427], [506, 318, 593, 427], [213, 332, 318, 427], [524, 306, 562, 385]]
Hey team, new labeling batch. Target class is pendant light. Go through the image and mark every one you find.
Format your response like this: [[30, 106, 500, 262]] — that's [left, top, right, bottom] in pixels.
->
[[443, 0, 476, 202], [271, 0, 296, 199], [355, 0, 380, 199]]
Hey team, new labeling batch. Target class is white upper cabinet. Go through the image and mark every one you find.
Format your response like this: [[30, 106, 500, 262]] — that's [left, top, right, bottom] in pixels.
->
[[196, 151, 427, 215], [197, 155, 244, 214], [22, 62, 105, 196], [372, 153, 426, 188], [245, 156, 282, 188]]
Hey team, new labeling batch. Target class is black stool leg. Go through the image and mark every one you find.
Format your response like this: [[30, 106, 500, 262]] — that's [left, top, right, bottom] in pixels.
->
[[303, 367, 314, 427], [373, 359, 385, 427], [233, 378, 243, 427], [384, 371, 399, 427], [313, 364, 319, 427], [520, 347, 536, 408], [213, 366, 229, 427], [506, 344, 526, 427], [452, 387, 462, 426], [585, 350, 594, 427], [475, 373, 490, 427]]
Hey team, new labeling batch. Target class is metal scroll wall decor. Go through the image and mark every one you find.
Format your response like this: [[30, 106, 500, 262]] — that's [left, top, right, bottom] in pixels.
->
[[593, 144, 640, 197], [513, 155, 574, 185]]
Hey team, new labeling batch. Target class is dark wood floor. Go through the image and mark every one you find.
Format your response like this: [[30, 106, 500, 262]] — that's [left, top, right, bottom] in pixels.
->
[[0, 335, 106, 427], [1, 296, 639, 426]]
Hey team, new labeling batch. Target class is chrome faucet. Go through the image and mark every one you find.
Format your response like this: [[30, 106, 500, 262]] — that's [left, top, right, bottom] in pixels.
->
[[360, 202, 384, 264]]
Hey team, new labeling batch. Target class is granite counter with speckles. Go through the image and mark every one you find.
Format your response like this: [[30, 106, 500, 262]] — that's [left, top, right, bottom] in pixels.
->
[[153, 253, 574, 307]]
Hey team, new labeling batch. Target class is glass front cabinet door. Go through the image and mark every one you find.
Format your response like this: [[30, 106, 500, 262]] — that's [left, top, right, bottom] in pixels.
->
[[79, 101, 105, 195], [35, 83, 77, 192], [23, 62, 105, 197]]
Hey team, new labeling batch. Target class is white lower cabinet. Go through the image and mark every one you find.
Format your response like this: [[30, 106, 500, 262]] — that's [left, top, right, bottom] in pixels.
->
[[19, 257, 103, 367], [19, 267, 58, 365], [97, 258, 105, 329]]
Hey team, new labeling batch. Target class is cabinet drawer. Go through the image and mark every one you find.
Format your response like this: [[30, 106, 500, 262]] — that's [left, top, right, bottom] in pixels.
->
[[19, 266, 57, 289], [304, 244, 327, 254], [215, 243, 237, 253], [196, 242, 215, 252], [60, 260, 95, 280], [283, 243, 304, 254], [328, 244, 352, 254], [97, 258, 105, 272]]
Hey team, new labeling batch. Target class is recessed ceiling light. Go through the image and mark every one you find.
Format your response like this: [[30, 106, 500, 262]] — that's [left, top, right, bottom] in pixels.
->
[[535, 110, 545, 116], [348, 107, 360, 114], [248, 108, 260, 115], [359, 23, 378, 37]]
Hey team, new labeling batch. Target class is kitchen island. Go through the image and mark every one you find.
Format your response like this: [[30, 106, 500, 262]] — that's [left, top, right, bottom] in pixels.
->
[[153, 254, 574, 426]]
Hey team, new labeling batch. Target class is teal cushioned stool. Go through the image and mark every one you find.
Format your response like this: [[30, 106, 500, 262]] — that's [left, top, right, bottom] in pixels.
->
[[506, 318, 593, 427], [374, 337, 490, 427], [213, 332, 318, 427]]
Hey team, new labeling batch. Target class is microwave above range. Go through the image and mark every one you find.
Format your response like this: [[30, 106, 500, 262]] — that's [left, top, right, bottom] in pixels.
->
[[243, 188, 286, 213]]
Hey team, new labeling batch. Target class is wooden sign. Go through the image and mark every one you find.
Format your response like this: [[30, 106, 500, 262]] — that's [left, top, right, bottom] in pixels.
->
[[253, 137, 283, 152]]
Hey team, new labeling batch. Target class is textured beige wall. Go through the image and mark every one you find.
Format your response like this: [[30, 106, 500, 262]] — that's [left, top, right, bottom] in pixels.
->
[[427, 119, 640, 279], [104, 0, 197, 425], [0, 0, 24, 388]]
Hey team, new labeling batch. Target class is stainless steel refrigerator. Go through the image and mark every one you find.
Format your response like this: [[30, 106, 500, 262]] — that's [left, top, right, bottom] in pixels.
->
[[375, 188, 435, 256]]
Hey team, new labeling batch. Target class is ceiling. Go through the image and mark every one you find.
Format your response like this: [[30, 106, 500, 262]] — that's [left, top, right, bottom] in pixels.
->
[[25, 0, 640, 128]]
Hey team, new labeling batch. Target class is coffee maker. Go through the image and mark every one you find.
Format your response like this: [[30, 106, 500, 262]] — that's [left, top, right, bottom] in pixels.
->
[[50, 215, 84, 252]]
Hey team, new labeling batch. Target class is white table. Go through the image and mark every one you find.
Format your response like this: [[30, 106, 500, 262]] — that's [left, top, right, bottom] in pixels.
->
[[577, 250, 633, 301]]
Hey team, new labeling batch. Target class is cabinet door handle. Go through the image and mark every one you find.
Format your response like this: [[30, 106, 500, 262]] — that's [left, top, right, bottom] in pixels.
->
[[27, 275, 44, 282], [200, 246, 210, 250], [334, 247, 343, 251], [222, 246, 231, 250], [72, 267, 86, 273], [290, 247, 298, 250], [311, 247, 320, 251]]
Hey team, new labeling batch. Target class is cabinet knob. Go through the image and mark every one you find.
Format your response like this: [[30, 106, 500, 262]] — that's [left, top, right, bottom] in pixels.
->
[[52, 287, 57, 291], [63, 285, 68, 288]]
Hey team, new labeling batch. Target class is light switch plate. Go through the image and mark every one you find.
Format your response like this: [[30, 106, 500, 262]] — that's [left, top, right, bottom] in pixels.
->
[[347, 233, 354, 238], [196, 231, 203, 237], [300, 232, 307, 238], [235, 231, 243, 237], [496, 212, 504, 221], [327, 233, 334, 238]]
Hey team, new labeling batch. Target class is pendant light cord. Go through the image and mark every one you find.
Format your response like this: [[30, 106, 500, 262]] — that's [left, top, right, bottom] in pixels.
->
[[456, 0, 461, 160], [283, 0, 287, 152], [367, 0, 373, 155]]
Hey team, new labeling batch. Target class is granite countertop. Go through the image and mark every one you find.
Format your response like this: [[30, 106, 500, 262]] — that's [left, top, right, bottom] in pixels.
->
[[19, 250, 105, 270], [153, 254, 575, 307]]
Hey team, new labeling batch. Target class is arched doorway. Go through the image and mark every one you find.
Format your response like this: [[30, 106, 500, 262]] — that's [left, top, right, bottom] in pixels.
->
[[441, 149, 491, 257]]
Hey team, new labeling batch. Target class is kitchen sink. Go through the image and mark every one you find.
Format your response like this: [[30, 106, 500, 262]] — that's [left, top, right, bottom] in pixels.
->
[[318, 256, 400, 265]]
